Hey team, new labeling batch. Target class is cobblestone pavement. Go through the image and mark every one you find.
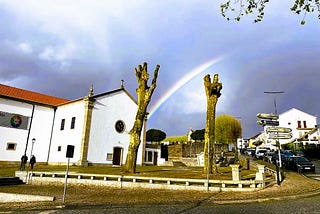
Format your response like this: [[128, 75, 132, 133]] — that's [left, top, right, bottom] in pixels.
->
[[1, 171, 320, 213]]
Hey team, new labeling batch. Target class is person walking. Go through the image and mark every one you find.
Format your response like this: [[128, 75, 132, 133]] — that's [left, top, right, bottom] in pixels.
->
[[20, 155, 28, 170], [30, 155, 36, 169]]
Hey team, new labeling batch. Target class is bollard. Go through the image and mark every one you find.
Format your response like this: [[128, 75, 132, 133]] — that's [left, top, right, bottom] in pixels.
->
[[230, 164, 241, 181], [255, 164, 266, 188]]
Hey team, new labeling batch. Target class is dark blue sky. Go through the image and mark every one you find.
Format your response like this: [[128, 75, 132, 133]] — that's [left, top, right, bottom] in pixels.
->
[[1, 1, 320, 138]]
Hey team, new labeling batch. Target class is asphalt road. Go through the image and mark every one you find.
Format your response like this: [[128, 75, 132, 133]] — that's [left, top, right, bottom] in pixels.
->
[[22, 193, 320, 214], [304, 160, 320, 181]]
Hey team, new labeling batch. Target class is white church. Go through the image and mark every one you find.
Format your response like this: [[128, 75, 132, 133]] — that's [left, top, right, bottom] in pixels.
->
[[0, 82, 145, 166]]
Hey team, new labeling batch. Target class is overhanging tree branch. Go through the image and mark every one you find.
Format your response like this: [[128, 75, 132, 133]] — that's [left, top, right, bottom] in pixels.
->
[[220, 0, 320, 25]]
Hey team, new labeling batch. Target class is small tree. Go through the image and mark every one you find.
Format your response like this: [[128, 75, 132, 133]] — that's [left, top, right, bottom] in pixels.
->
[[190, 129, 205, 142], [215, 114, 242, 160], [146, 129, 166, 143], [124, 62, 160, 173]]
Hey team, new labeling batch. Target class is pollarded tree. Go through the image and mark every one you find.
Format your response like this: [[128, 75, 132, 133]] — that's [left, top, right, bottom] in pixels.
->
[[203, 74, 222, 174], [146, 129, 166, 143], [220, 0, 320, 25], [124, 62, 160, 173], [215, 114, 242, 160]]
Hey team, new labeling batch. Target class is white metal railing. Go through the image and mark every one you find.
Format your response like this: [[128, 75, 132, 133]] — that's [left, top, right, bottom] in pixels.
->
[[265, 166, 282, 182], [16, 171, 267, 192]]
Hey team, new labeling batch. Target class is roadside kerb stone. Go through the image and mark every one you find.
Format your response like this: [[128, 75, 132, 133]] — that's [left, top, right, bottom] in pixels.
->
[[213, 187, 320, 204], [0, 192, 55, 203]]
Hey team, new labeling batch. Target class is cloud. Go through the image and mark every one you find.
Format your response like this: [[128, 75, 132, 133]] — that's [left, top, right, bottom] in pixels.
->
[[1, 0, 320, 138], [0, 40, 38, 81], [18, 42, 33, 54]]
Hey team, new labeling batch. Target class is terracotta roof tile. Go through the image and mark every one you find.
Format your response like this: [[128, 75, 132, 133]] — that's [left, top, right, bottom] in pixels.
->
[[0, 84, 70, 106]]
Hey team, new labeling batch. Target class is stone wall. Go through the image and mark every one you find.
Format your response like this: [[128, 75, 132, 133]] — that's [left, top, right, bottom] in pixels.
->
[[167, 142, 229, 160]]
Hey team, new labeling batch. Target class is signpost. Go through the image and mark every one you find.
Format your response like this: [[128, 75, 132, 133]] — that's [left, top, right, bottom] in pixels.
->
[[268, 132, 292, 139], [256, 113, 279, 120], [262, 91, 284, 186], [257, 120, 279, 126], [256, 112, 282, 185], [266, 127, 292, 133], [62, 145, 75, 205]]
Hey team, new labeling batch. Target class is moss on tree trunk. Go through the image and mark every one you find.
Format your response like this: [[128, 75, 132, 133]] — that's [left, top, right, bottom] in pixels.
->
[[124, 62, 159, 173], [203, 74, 222, 175]]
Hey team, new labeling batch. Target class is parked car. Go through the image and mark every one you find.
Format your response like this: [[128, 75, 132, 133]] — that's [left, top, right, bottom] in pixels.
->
[[255, 148, 268, 159], [271, 150, 294, 166], [282, 150, 294, 158], [263, 151, 275, 163], [292, 151, 305, 157], [271, 152, 285, 167], [244, 148, 255, 157], [283, 156, 315, 173]]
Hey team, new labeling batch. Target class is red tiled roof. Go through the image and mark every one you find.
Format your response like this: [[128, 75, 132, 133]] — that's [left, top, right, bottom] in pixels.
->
[[0, 84, 70, 106]]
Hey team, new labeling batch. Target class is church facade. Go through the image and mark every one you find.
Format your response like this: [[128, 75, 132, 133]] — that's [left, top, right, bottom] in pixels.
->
[[0, 83, 144, 166]]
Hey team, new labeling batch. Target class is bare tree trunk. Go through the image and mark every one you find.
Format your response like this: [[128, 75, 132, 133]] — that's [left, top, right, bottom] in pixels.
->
[[124, 62, 160, 173], [125, 132, 140, 172], [203, 74, 222, 175]]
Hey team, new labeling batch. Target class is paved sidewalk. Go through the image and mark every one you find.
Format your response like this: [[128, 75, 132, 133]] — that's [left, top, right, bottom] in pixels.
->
[[210, 171, 320, 204], [0, 171, 319, 213], [1, 171, 320, 203]]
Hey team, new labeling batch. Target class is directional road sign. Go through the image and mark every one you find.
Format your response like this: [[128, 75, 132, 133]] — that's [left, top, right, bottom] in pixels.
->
[[269, 132, 292, 139], [257, 120, 279, 126], [266, 127, 292, 133], [256, 113, 279, 120]]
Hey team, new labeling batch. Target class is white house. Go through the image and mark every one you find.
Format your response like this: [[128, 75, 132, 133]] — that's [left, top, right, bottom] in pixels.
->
[[0, 83, 144, 166], [259, 108, 319, 150], [278, 108, 319, 147]]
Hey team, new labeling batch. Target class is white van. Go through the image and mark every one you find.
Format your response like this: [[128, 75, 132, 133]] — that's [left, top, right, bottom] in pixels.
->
[[255, 148, 268, 159]]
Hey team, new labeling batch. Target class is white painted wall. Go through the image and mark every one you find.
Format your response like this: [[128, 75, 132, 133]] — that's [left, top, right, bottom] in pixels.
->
[[88, 91, 142, 165], [1, 88, 143, 166], [279, 108, 317, 144], [26, 105, 55, 162], [48, 100, 85, 164], [145, 148, 164, 165], [0, 98, 55, 162]]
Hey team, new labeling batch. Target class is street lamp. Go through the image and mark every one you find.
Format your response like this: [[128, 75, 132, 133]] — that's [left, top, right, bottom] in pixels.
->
[[263, 91, 284, 115], [234, 117, 242, 158], [142, 113, 149, 165], [30, 138, 36, 157]]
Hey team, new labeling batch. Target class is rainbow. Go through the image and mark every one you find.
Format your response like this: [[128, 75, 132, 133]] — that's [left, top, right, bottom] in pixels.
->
[[148, 56, 225, 118]]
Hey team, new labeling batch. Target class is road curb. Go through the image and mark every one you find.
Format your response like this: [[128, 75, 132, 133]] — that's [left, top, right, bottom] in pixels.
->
[[0, 192, 55, 203], [213, 188, 320, 204]]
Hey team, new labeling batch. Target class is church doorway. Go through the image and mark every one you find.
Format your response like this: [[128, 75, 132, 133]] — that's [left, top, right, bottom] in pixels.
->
[[112, 147, 123, 166]]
